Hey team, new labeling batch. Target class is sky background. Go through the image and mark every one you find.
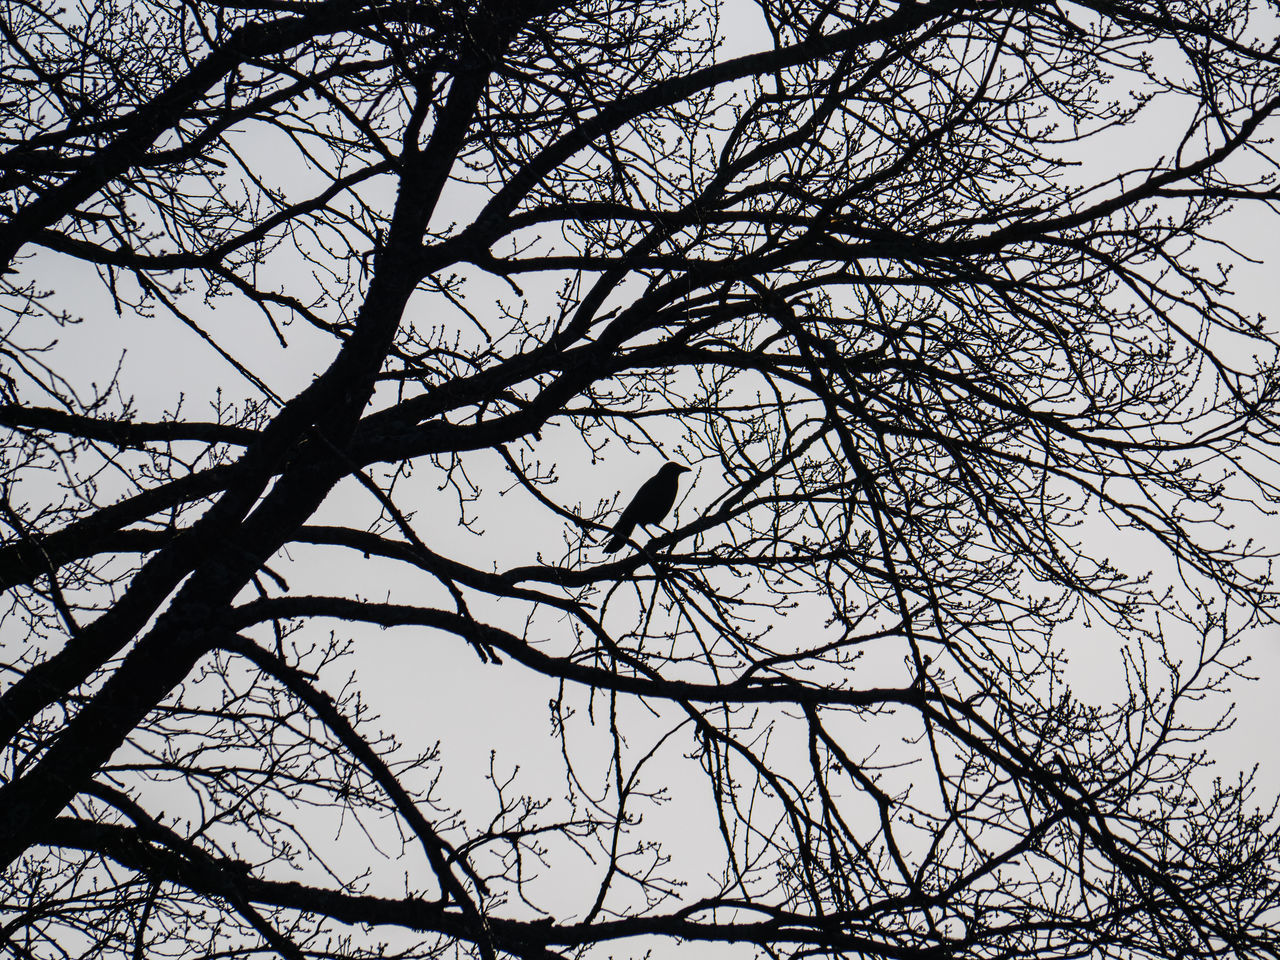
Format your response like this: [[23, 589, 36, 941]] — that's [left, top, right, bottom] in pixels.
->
[[3, 0, 1279, 937]]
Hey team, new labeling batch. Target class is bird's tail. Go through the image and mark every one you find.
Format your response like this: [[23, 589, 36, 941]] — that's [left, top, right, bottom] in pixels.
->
[[604, 524, 633, 553]]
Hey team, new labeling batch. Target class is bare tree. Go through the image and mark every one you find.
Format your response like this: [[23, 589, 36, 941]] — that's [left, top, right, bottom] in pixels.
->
[[1, 0, 1278, 958]]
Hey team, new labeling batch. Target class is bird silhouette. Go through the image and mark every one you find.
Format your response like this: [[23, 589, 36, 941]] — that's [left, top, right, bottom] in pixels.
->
[[604, 462, 690, 553]]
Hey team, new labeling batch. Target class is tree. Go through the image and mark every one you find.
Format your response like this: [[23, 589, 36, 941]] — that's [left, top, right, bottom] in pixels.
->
[[1, 0, 1278, 957]]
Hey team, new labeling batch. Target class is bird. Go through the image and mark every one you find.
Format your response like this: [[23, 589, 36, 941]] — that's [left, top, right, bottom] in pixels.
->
[[604, 462, 690, 553]]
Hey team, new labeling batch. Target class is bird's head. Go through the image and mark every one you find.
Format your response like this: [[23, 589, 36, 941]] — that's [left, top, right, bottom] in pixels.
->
[[663, 462, 691, 475]]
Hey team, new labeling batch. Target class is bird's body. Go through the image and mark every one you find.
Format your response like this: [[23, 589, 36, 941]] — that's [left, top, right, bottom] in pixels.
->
[[604, 462, 690, 553]]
